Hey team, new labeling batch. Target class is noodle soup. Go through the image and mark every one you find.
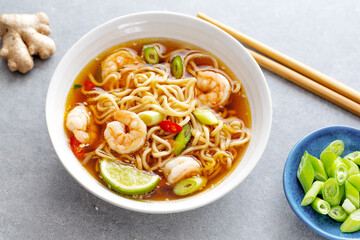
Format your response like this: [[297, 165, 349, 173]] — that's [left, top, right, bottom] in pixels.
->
[[64, 38, 251, 200]]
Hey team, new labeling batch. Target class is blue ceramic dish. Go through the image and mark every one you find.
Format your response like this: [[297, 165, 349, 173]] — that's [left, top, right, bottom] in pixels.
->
[[283, 126, 360, 240]]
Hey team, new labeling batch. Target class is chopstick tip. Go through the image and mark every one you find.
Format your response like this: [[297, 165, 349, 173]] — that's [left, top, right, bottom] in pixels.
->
[[197, 12, 205, 18]]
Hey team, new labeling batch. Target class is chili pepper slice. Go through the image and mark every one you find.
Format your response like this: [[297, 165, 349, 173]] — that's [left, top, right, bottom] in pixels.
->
[[84, 80, 96, 91], [70, 136, 85, 158], [159, 121, 182, 133]]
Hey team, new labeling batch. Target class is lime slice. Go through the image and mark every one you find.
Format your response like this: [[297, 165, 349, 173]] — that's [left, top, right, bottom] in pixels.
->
[[100, 159, 160, 195]]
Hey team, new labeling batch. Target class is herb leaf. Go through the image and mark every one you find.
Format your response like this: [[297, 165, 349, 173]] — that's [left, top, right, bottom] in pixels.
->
[[73, 84, 82, 90]]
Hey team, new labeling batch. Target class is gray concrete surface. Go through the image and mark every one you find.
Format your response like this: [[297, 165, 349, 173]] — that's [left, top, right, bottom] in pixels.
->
[[1, 1, 359, 239]]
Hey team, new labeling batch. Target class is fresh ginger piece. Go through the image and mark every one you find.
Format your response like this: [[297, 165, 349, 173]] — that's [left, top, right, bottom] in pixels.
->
[[0, 12, 56, 73]]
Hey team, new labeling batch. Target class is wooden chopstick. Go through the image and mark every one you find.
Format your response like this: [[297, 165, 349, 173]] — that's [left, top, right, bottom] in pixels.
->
[[197, 13, 360, 105], [248, 49, 360, 116]]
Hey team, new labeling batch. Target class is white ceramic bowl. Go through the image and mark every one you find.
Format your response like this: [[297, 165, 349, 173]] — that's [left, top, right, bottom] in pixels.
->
[[46, 11, 272, 213]]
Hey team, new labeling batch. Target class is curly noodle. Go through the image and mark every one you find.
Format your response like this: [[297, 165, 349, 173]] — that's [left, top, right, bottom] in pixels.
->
[[71, 47, 251, 178]]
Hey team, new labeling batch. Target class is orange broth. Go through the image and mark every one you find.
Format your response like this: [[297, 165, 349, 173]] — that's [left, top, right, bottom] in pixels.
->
[[64, 38, 251, 200]]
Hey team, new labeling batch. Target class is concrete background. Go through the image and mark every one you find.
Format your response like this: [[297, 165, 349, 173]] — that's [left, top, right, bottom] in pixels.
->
[[1, 1, 360, 239]]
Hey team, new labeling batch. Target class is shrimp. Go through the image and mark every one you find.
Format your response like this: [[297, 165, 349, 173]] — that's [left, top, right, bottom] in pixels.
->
[[101, 49, 142, 79], [195, 70, 231, 108], [162, 156, 202, 184], [104, 110, 147, 154], [66, 106, 99, 146]]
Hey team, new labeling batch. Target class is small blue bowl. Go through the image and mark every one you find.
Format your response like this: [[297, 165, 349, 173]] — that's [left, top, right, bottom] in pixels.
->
[[283, 126, 360, 240]]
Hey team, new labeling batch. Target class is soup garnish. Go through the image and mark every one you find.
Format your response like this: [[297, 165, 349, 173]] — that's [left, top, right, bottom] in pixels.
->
[[297, 139, 360, 233], [64, 39, 251, 200]]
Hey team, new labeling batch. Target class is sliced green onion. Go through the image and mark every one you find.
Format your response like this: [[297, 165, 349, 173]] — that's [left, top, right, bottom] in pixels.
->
[[311, 197, 330, 215], [329, 206, 348, 222], [143, 47, 159, 64], [171, 55, 183, 79], [173, 124, 192, 155], [341, 209, 360, 233], [301, 181, 324, 206], [297, 152, 315, 193], [193, 109, 219, 125], [329, 158, 348, 185], [298, 141, 360, 232], [348, 174, 360, 191], [138, 111, 164, 126], [344, 151, 360, 165], [322, 178, 342, 206], [73, 84, 82, 89], [342, 198, 357, 215], [95, 68, 102, 82], [320, 151, 338, 176], [304, 151, 327, 181], [345, 181, 359, 208], [173, 176, 207, 196], [339, 184, 345, 203], [343, 158, 360, 177], [321, 140, 345, 156]]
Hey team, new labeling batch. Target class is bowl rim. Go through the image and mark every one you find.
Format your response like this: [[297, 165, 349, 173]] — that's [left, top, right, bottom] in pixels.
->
[[46, 11, 272, 213], [283, 125, 360, 240]]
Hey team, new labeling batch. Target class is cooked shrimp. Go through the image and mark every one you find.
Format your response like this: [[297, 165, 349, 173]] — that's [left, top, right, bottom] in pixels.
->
[[195, 71, 231, 108], [66, 106, 99, 146], [101, 49, 142, 79], [162, 156, 202, 184], [104, 110, 147, 154]]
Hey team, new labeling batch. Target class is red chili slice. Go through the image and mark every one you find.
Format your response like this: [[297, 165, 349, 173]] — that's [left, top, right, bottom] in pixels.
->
[[70, 136, 85, 158], [159, 121, 182, 133], [84, 80, 96, 91]]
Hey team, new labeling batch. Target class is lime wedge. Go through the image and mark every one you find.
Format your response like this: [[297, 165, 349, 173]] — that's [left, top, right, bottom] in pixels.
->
[[100, 159, 159, 195]]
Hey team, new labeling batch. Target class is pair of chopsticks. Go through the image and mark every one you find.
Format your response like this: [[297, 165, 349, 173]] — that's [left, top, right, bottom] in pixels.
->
[[197, 13, 360, 117]]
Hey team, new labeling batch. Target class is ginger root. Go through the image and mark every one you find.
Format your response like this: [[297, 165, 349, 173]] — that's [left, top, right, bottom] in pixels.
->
[[0, 12, 56, 73]]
